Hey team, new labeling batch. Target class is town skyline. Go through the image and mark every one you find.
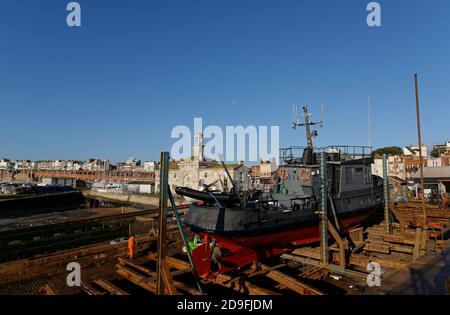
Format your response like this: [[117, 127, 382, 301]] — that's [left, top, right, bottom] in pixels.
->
[[1, 1, 450, 162]]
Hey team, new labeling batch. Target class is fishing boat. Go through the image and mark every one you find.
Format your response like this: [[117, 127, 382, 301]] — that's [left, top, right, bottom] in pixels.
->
[[176, 106, 384, 277]]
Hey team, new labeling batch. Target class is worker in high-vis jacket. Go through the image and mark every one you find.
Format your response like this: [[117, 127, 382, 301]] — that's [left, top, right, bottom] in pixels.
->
[[128, 236, 136, 261]]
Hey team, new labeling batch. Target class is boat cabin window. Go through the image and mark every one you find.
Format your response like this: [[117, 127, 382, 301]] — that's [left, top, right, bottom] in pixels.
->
[[345, 167, 355, 184]]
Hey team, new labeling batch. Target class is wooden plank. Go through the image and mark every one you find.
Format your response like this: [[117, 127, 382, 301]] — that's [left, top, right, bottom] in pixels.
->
[[366, 241, 414, 254], [291, 248, 321, 260], [116, 264, 157, 293], [81, 282, 105, 296], [117, 258, 199, 295], [93, 279, 130, 295], [348, 253, 409, 270], [262, 265, 324, 295], [298, 266, 329, 280], [413, 227, 423, 260], [148, 253, 191, 271], [118, 258, 157, 276], [281, 254, 368, 280], [211, 273, 280, 296], [38, 285, 57, 295]]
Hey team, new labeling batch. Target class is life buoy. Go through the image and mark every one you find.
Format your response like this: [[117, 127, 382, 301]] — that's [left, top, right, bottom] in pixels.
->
[[278, 167, 289, 180], [298, 168, 312, 182]]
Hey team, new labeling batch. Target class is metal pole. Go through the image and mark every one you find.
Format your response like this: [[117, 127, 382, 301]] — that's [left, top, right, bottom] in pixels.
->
[[320, 152, 329, 264], [414, 74, 427, 225], [382, 154, 392, 234], [167, 188, 204, 295], [156, 151, 170, 295]]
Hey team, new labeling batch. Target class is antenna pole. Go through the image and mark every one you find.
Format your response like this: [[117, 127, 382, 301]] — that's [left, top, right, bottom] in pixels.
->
[[292, 105, 322, 150], [303, 106, 313, 149]]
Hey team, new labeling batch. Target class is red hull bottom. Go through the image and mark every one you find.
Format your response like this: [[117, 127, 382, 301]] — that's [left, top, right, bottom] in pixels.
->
[[192, 212, 373, 276]]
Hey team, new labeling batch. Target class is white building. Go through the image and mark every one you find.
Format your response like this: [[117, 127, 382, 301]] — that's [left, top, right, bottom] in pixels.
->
[[127, 181, 156, 194], [85, 159, 110, 171], [0, 159, 12, 171], [259, 159, 277, 178], [403, 145, 428, 158], [41, 177, 77, 187], [428, 157, 443, 167], [156, 133, 250, 194], [143, 161, 159, 172], [372, 155, 405, 180]]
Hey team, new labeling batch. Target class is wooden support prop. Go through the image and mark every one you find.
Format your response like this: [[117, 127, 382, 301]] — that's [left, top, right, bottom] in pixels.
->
[[161, 258, 178, 295], [327, 221, 346, 268], [413, 227, 423, 261], [261, 265, 324, 295]]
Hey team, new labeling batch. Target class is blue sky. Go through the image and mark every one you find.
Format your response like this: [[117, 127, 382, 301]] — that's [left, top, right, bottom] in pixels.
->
[[1, 0, 449, 163]]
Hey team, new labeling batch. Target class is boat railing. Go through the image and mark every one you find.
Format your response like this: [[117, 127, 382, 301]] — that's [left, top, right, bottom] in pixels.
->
[[280, 145, 373, 164]]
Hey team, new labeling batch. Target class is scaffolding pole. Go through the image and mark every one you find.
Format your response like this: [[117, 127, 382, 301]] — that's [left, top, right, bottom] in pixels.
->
[[320, 152, 329, 265], [382, 154, 392, 234]]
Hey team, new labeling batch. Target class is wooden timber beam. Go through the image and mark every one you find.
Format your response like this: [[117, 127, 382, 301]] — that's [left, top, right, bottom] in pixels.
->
[[161, 259, 178, 295], [292, 247, 408, 270], [93, 279, 130, 295], [148, 253, 192, 271], [211, 273, 280, 295], [38, 285, 57, 295], [327, 221, 346, 268], [118, 257, 192, 278], [116, 264, 157, 293], [298, 266, 329, 280], [117, 259, 200, 295], [261, 265, 324, 295], [348, 253, 409, 270], [281, 254, 368, 280], [148, 254, 278, 295], [81, 282, 105, 296]]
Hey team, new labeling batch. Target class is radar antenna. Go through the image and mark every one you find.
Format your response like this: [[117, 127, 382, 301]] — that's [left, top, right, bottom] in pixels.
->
[[292, 105, 323, 150]]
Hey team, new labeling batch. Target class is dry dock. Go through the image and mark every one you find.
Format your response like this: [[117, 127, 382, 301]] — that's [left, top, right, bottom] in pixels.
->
[[0, 201, 448, 295]]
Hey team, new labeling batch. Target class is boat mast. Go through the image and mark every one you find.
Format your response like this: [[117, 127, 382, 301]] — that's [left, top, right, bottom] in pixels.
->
[[292, 105, 322, 150]]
